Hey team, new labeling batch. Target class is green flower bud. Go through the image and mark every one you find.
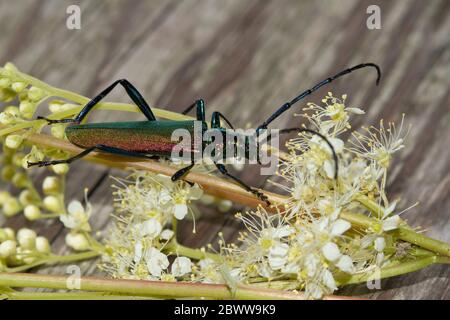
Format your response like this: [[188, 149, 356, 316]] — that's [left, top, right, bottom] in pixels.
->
[[52, 163, 69, 175], [0, 191, 12, 203], [42, 176, 60, 194], [35, 236, 51, 254], [48, 100, 64, 113], [50, 124, 66, 139], [0, 240, 17, 258], [28, 86, 45, 101], [5, 134, 24, 149], [0, 88, 17, 102], [12, 152, 25, 167], [0, 77, 11, 88], [12, 172, 28, 188], [1, 165, 15, 181], [3, 198, 21, 217], [0, 111, 16, 125], [3, 228, 15, 240], [24, 205, 41, 221], [11, 81, 26, 93], [19, 190, 37, 206], [19, 101, 36, 118], [65, 232, 90, 251], [17, 228, 36, 250], [43, 195, 61, 212]]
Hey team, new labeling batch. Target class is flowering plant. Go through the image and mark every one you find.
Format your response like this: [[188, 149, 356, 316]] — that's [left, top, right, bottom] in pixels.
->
[[0, 63, 449, 300]]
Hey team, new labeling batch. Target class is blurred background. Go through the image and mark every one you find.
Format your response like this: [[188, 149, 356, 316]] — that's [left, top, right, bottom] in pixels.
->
[[0, 0, 449, 298]]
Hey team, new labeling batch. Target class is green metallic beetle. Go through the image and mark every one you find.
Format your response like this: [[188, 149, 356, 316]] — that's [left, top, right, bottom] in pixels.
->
[[28, 63, 381, 203]]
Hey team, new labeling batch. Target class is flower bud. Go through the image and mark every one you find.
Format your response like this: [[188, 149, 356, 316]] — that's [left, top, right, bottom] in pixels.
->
[[24, 205, 41, 221], [52, 163, 69, 175], [11, 81, 26, 93], [5, 134, 24, 149], [0, 240, 17, 258], [19, 189, 35, 206], [12, 152, 25, 167], [218, 199, 233, 212], [0, 229, 6, 242], [0, 88, 16, 102], [0, 191, 11, 203], [17, 228, 37, 250], [0, 77, 11, 88], [0, 111, 16, 124], [19, 101, 36, 118], [1, 165, 15, 181], [48, 100, 63, 113], [3, 198, 21, 217], [42, 176, 60, 194], [35, 236, 51, 254], [3, 228, 15, 240], [12, 172, 28, 188], [65, 232, 90, 251], [43, 195, 61, 213], [50, 124, 66, 139], [200, 194, 215, 205], [28, 87, 45, 101]]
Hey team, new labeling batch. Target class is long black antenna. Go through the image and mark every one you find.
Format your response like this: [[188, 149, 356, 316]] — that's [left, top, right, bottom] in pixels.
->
[[256, 63, 381, 132]]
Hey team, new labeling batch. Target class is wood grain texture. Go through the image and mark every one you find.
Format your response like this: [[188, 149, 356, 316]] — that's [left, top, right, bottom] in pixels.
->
[[0, 0, 449, 299]]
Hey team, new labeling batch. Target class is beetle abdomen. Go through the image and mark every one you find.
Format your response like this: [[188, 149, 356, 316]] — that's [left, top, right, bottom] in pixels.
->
[[66, 120, 204, 157]]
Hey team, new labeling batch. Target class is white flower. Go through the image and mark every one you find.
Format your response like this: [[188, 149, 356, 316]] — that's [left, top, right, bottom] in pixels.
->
[[382, 215, 400, 231], [60, 200, 91, 232], [171, 256, 192, 277], [174, 203, 188, 220], [137, 218, 162, 239], [145, 248, 169, 277], [336, 255, 354, 273], [322, 242, 341, 262]]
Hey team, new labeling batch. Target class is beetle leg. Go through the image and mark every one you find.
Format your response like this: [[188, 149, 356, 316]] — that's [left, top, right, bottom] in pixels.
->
[[182, 99, 206, 122], [214, 162, 270, 205], [37, 79, 157, 124], [27, 144, 159, 168], [171, 162, 195, 182]]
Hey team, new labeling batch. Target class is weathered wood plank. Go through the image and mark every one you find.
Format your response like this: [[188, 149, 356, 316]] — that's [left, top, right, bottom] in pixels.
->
[[0, 0, 449, 299]]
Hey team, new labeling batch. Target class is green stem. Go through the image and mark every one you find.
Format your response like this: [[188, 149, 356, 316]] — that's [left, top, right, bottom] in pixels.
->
[[0, 272, 313, 300], [5, 250, 99, 273], [2, 290, 155, 300], [336, 255, 450, 285], [341, 211, 450, 258], [164, 241, 221, 262]]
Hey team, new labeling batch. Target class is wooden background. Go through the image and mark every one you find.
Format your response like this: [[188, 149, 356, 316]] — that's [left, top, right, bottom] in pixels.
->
[[0, 0, 449, 299]]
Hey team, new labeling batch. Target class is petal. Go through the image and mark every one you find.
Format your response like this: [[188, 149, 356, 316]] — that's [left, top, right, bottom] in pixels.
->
[[272, 226, 294, 238], [382, 215, 400, 231], [347, 107, 365, 115], [322, 269, 337, 291], [322, 242, 341, 262], [160, 229, 174, 241], [174, 204, 188, 220], [336, 255, 354, 274], [374, 237, 385, 252], [331, 219, 351, 236], [67, 200, 83, 215]]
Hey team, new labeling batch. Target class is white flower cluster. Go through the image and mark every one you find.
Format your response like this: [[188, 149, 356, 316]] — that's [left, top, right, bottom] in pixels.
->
[[100, 172, 202, 280], [219, 93, 409, 298]]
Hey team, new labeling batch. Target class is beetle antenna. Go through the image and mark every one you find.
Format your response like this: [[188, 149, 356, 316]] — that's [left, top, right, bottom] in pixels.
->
[[256, 63, 381, 132], [266, 128, 339, 180]]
